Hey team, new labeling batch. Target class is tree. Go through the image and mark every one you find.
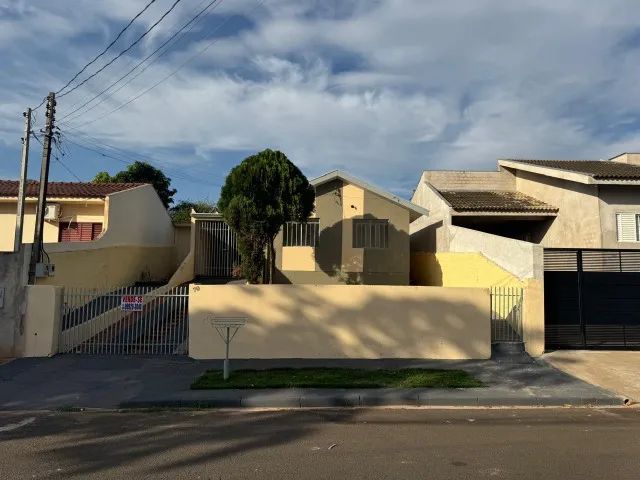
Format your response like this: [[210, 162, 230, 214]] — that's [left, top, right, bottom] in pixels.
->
[[93, 161, 177, 208], [169, 200, 217, 223], [217, 149, 315, 284]]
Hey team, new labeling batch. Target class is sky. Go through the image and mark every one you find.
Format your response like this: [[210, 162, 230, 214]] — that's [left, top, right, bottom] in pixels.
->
[[2, 0, 640, 203]]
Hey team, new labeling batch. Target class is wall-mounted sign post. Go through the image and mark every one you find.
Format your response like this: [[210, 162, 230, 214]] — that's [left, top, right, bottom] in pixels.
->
[[211, 317, 247, 380]]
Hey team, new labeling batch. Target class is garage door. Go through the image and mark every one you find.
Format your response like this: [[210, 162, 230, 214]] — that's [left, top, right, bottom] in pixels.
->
[[545, 249, 640, 350]]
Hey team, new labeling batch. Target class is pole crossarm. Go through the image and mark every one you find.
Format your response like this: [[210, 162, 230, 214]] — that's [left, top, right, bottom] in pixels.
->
[[210, 317, 247, 380]]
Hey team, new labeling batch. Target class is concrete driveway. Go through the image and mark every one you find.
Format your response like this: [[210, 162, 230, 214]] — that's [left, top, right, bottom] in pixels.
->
[[543, 351, 640, 404]]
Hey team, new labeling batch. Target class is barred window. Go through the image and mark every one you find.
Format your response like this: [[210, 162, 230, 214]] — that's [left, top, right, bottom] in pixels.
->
[[283, 219, 320, 247], [353, 219, 388, 248]]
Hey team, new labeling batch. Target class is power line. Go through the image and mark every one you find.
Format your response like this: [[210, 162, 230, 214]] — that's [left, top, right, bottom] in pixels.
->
[[65, 0, 265, 130], [57, 0, 185, 100], [61, 132, 217, 187], [59, 0, 223, 124], [56, 0, 159, 96]]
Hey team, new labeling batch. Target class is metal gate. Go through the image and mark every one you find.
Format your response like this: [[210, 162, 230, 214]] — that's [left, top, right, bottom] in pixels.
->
[[490, 287, 524, 343], [544, 248, 640, 349], [194, 219, 241, 278], [59, 285, 189, 355]]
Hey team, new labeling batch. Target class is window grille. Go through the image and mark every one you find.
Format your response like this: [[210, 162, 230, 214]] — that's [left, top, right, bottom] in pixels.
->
[[283, 219, 320, 247], [353, 219, 389, 248]]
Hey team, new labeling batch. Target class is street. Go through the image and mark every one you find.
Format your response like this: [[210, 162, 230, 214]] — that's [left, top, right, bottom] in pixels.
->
[[0, 408, 639, 479]]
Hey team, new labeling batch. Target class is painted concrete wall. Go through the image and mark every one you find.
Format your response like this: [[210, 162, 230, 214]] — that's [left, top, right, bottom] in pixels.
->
[[446, 225, 543, 281], [0, 247, 28, 357], [411, 252, 524, 288], [274, 180, 411, 285], [20, 285, 62, 357], [410, 179, 452, 253], [611, 153, 640, 165], [189, 284, 491, 359], [173, 224, 192, 264], [33, 186, 178, 289], [514, 169, 602, 248], [0, 200, 105, 252], [597, 185, 640, 248]]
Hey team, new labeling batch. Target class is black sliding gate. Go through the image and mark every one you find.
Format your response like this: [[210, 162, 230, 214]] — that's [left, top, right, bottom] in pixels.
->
[[544, 248, 640, 350]]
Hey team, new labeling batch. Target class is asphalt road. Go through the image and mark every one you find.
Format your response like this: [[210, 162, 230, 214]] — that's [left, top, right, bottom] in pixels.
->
[[0, 408, 639, 479]]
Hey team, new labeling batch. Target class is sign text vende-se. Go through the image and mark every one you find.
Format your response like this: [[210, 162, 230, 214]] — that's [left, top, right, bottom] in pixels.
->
[[121, 295, 144, 312]]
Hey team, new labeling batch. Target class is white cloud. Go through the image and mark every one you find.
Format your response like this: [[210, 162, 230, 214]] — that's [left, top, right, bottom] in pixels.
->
[[2, 0, 640, 193]]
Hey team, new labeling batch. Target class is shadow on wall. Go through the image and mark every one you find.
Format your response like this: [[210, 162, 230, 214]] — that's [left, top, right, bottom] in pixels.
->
[[0, 409, 359, 476], [190, 284, 491, 360], [273, 181, 411, 285]]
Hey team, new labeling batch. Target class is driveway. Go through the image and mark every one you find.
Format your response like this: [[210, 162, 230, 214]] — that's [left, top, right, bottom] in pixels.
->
[[543, 351, 640, 404]]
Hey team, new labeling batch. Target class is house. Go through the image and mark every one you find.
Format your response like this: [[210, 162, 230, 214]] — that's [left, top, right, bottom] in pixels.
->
[[0, 180, 186, 289], [0, 180, 144, 251], [411, 153, 640, 249], [410, 153, 640, 351], [190, 170, 429, 285]]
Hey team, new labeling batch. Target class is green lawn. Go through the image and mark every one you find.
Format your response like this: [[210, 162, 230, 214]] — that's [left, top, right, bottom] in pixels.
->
[[191, 368, 483, 389]]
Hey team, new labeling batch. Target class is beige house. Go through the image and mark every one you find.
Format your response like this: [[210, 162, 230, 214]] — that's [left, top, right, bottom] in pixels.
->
[[0, 180, 145, 251], [412, 153, 640, 250], [190, 171, 429, 286], [0, 180, 185, 288], [274, 171, 429, 285]]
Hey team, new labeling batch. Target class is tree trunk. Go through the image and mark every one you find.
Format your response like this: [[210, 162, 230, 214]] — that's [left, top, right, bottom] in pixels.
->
[[269, 238, 276, 284]]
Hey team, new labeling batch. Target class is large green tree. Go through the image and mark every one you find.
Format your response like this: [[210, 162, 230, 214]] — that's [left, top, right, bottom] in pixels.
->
[[169, 200, 217, 223], [217, 149, 315, 284], [93, 161, 177, 208]]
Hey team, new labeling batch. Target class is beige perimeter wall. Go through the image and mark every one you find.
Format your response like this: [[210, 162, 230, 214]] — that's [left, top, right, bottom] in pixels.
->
[[189, 284, 491, 359]]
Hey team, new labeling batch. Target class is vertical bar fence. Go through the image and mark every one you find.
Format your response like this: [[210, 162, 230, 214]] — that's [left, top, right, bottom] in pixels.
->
[[490, 287, 524, 343]]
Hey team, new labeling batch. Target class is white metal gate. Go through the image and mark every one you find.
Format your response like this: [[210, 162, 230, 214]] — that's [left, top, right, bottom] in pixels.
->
[[194, 219, 241, 278], [59, 285, 188, 355]]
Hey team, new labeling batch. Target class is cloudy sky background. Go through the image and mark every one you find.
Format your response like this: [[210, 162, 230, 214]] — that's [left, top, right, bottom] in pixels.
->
[[1, 0, 640, 202]]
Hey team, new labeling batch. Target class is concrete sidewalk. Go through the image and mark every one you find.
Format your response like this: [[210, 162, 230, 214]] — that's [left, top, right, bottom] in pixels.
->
[[543, 351, 640, 404], [0, 355, 622, 411]]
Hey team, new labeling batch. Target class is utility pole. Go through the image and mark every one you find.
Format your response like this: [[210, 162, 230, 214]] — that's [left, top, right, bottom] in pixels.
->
[[14, 108, 32, 252], [28, 92, 56, 284]]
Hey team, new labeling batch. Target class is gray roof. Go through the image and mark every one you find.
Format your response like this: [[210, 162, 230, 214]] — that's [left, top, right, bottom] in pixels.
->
[[503, 159, 640, 180], [311, 170, 429, 221]]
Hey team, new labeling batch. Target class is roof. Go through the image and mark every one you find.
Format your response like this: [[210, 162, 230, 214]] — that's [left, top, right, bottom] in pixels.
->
[[0, 180, 146, 199], [438, 190, 558, 213], [502, 159, 640, 180], [311, 170, 429, 221]]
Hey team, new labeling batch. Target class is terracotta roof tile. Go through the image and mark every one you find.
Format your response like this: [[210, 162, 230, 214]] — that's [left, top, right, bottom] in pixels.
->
[[505, 159, 640, 180], [0, 180, 146, 198], [439, 190, 558, 213]]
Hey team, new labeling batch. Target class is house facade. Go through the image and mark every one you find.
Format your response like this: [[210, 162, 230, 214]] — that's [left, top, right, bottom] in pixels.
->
[[190, 170, 428, 286], [411, 153, 640, 250], [0, 180, 145, 251]]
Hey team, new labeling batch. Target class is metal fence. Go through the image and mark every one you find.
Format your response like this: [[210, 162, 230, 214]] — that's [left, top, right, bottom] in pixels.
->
[[490, 287, 524, 343], [59, 285, 189, 355], [194, 219, 241, 278]]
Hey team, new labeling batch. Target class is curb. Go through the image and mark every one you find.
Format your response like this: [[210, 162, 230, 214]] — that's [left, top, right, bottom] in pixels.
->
[[118, 394, 624, 410]]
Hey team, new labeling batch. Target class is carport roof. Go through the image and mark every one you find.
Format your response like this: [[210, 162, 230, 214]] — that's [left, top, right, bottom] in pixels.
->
[[438, 190, 559, 213]]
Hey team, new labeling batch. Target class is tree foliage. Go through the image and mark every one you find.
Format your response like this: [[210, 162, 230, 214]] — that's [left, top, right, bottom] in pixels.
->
[[169, 200, 217, 224], [93, 161, 177, 208], [217, 149, 315, 284]]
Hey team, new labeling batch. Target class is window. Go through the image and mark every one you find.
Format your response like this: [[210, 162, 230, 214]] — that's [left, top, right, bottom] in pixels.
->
[[59, 222, 103, 242], [616, 213, 640, 242], [353, 219, 389, 248], [283, 219, 319, 247]]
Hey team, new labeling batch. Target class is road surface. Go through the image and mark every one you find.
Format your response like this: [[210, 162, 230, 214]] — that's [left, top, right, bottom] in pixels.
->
[[0, 408, 639, 479]]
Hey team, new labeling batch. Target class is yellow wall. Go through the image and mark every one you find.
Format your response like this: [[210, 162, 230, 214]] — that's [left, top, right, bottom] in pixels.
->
[[411, 252, 524, 288], [0, 200, 105, 251], [522, 278, 544, 357], [281, 246, 316, 271], [36, 245, 176, 289], [341, 183, 365, 272], [189, 284, 491, 359]]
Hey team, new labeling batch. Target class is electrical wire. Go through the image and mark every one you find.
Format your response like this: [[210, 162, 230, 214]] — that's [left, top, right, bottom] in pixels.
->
[[65, 0, 265, 129], [57, 0, 185, 99], [59, 0, 224, 124], [56, 0, 159, 96]]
